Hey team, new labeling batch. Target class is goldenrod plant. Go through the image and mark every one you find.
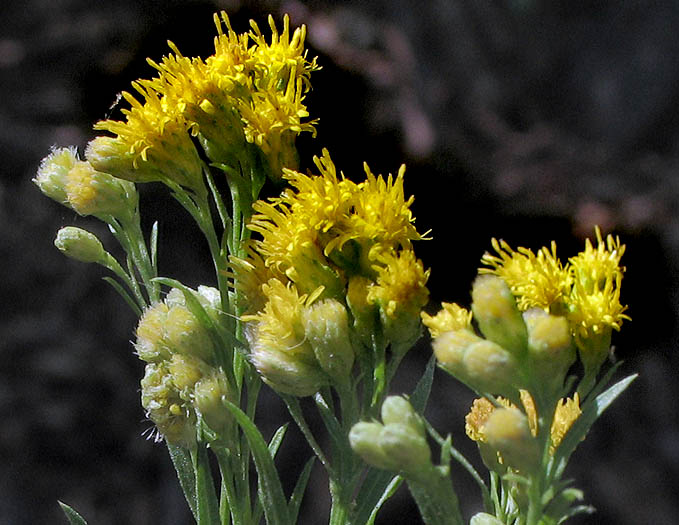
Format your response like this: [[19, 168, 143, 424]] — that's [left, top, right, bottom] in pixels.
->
[[35, 11, 635, 525]]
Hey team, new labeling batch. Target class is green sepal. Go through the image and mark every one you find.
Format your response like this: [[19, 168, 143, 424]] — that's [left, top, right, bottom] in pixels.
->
[[224, 400, 290, 525], [58, 501, 88, 525]]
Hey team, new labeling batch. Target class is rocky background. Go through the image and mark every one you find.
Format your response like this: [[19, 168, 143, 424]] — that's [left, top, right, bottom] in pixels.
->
[[2, 0, 678, 523]]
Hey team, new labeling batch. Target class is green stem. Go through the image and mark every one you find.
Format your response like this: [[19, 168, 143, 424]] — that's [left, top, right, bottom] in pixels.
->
[[101, 252, 146, 311], [284, 396, 331, 473]]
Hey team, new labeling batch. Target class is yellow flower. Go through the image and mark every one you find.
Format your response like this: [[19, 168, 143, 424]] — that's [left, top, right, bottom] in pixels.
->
[[368, 248, 430, 320], [551, 394, 581, 449], [566, 227, 630, 344], [347, 162, 427, 255], [280, 149, 358, 250], [568, 273, 629, 343], [421, 302, 472, 339], [227, 241, 282, 314], [480, 239, 572, 312], [248, 199, 344, 297], [244, 279, 328, 396], [569, 227, 625, 294], [91, 83, 204, 193], [244, 14, 319, 158], [465, 396, 513, 443]]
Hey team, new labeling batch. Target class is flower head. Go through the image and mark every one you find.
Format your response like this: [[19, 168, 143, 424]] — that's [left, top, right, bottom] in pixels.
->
[[244, 279, 328, 396], [421, 302, 472, 339], [481, 239, 571, 312], [91, 82, 204, 193]]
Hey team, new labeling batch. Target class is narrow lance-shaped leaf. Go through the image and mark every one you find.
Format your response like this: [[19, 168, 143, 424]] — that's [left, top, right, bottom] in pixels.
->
[[224, 400, 290, 525], [58, 501, 88, 525], [289, 457, 316, 523], [555, 373, 637, 477], [167, 442, 198, 520]]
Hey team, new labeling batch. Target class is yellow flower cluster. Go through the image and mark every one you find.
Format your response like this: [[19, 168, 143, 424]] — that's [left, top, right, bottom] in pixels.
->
[[87, 12, 319, 187], [480, 227, 629, 349], [234, 149, 430, 395]]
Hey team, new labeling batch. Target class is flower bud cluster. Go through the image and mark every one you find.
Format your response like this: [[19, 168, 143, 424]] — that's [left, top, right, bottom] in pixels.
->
[[136, 286, 231, 444], [424, 275, 575, 405], [234, 150, 430, 396], [34, 147, 137, 222], [349, 396, 432, 480]]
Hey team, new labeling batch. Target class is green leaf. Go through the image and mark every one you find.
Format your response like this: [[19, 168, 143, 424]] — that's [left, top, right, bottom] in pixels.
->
[[167, 442, 198, 520], [150, 221, 159, 272], [554, 373, 637, 478], [224, 400, 290, 525], [268, 424, 288, 457], [58, 501, 88, 525], [352, 469, 403, 525], [289, 457, 315, 522], [191, 445, 220, 525], [102, 277, 143, 316], [205, 168, 230, 231], [366, 473, 403, 525], [410, 355, 436, 414]]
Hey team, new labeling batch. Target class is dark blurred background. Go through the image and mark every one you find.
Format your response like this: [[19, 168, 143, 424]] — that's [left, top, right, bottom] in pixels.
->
[[2, 0, 679, 523]]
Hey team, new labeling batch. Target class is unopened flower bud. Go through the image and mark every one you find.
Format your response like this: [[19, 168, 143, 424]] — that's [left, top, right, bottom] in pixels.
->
[[346, 276, 378, 352], [379, 423, 431, 477], [349, 422, 393, 470], [381, 396, 424, 435], [432, 329, 483, 370], [194, 370, 232, 436], [248, 327, 328, 397], [484, 407, 540, 473], [525, 310, 575, 395], [164, 304, 215, 363], [462, 340, 520, 398], [135, 302, 171, 363], [86, 136, 159, 183], [54, 226, 106, 264], [141, 362, 196, 446], [168, 353, 209, 397], [472, 275, 527, 356], [303, 299, 355, 382], [65, 160, 137, 220], [34, 147, 77, 205], [470, 513, 504, 525]]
